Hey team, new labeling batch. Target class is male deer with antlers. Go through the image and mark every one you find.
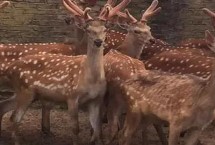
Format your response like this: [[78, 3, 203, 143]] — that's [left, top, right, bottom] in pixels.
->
[[64, 0, 170, 55], [104, 1, 168, 145], [0, 0, 129, 137], [0, 0, 100, 136], [2, 0, 130, 145]]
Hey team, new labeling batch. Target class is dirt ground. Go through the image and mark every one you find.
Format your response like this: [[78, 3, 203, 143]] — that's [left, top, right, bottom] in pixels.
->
[[0, 108, 215, 145]]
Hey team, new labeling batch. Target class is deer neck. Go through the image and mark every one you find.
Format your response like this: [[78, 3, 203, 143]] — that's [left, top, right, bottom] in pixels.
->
[[198, 63, 215, 110], [117, 33, 144, 59], [84, 38, 105, 83]]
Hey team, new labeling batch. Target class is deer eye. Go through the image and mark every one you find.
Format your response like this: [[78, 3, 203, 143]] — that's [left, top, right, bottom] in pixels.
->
[[134, 30, 141, 34]]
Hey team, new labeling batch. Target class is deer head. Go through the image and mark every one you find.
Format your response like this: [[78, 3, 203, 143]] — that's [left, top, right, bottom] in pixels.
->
[[115, 0, 161, 59], [0, 1, 10, 9], [63, 0, 130, 49], [119, 0, 161, 44]]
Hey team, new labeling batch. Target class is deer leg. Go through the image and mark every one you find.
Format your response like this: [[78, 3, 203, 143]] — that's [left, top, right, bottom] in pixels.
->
[[119, 111, 141, 145], [106, 98, 121, 145], [10, 90, 34, 145], [141, 122, 149, 145], [168, 123, 181, 145], [67, 98, 80, 145], [0, 95, 17, 136], [153, 124, 168, 145], [0, 114, 2, 137], [41, 102, 51, 135], [88, 98, 104, 145], [184, 128, 202, 145]]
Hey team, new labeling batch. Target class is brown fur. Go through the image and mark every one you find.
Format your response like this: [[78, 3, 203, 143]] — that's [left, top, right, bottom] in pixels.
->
[[2, 0, 131, 144], [119, 64, 215, 145], [145, 50, 213, 78]]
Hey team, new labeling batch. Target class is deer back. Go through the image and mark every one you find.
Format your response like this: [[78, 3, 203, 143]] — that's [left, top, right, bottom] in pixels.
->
[[120, 70, 207, 120], [8, 54, 85, 101], [0, 43, 76, 76], [140, 39, 171, 60], [178, 38, 215, 57], [145, 50, 213, 78], [104, 29, 127, 53], [104, 50, 146, 83]]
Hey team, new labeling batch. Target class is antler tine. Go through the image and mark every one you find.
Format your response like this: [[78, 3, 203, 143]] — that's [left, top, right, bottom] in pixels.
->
[[63, 0, 93, 20], [0, 1, 10, 9], [63, 0, 81, 16], [141, 0, 161, 22], [117, 9, 137, 24], [125, 9, 138, 23], [64, 0, 85, 15], [99, 0, 117, 18], [108, 0, 131, 18], [98, 0, 131, 21], [83, 7, 93, 21]]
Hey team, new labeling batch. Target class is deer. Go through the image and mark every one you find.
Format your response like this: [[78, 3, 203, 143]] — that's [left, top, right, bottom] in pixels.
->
[[118, 59, 215, 145], [0, 30, 73, 139], [0, 0, 101, 135], [1, 0, 130, 145], [0, 0, 129, 136], [64, 0, 170, 55], [103, 1, 168, 145]]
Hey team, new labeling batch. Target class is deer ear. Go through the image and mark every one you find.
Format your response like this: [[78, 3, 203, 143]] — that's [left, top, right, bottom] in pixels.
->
[[205, 30, 215, 44], [205, 30, 215, 52]]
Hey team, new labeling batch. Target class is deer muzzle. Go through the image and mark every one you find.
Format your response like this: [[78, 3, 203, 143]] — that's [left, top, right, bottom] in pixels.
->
[[94, 39, 103, 47]]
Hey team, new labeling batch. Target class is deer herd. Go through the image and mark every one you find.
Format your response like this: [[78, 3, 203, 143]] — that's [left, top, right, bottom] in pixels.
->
[[0, 0, 215, 145]]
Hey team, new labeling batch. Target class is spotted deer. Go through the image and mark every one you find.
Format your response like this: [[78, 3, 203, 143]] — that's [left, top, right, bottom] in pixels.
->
[[119, 59, 215, 145], [0, 26, 85, 138], [0, 0, 129, 136], [2, 0, 130, 145], [64, 1, 169, 55], [0, 0, 100, 135], [104, 1, 168, 145], [64, 0, 128, 53]]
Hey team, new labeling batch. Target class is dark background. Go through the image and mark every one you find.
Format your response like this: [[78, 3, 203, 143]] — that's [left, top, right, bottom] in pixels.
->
[[0, 0, 214, 44]]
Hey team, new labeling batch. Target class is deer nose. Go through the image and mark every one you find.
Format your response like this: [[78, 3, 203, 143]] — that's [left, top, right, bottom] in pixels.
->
[[94, 39, 103, 47]]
